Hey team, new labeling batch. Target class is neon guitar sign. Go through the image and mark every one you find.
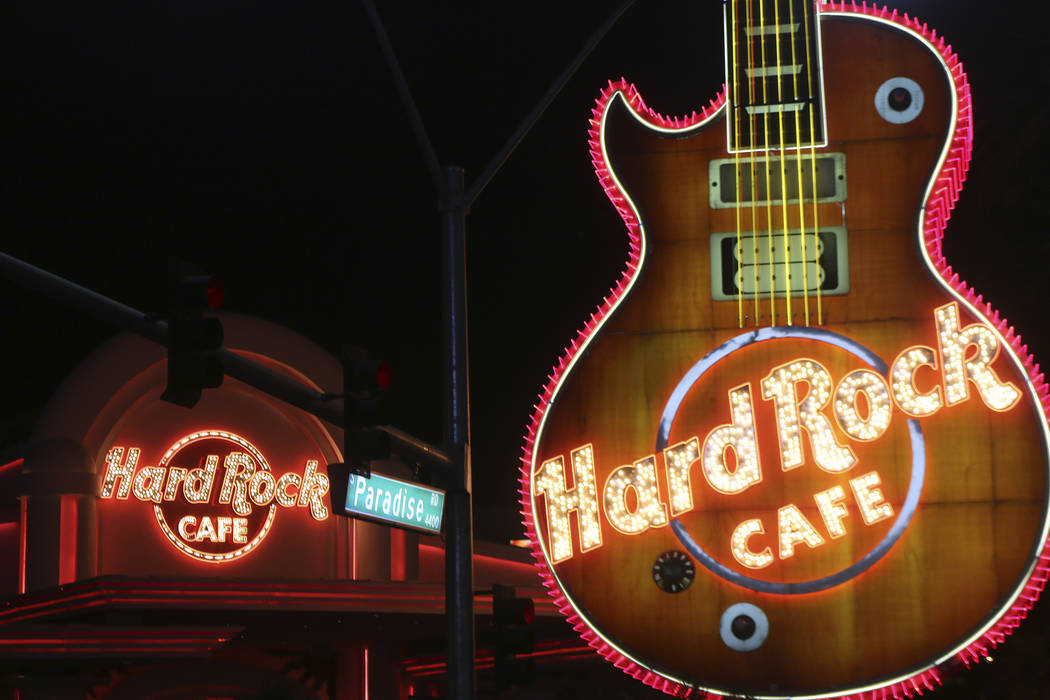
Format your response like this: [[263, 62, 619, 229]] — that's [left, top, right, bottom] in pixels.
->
[[520, 2, 1050, 698]]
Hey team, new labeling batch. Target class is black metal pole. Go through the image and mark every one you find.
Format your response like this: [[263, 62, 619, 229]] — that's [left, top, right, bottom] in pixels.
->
[[358, 6, 639, 694], [461, 0, 638, 209], [441, 165, 475, 698]]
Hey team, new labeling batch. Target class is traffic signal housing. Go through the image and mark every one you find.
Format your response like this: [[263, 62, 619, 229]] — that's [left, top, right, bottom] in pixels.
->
[[492, 584, 535, 688], [345, 355, 391, 422], [341, 351, 392, 477], [160, 273, 224, 408]]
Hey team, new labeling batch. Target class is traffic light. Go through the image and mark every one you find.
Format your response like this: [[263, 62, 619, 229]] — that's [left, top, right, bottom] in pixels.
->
[[335, 350, 392, 479], [345, 354, 391, 422], [492, 584, 535, 688], [160, 272, 224, 408]]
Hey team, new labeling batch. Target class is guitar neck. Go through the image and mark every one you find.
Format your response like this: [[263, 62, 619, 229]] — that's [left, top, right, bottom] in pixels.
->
[[725, 0, 827, 151]]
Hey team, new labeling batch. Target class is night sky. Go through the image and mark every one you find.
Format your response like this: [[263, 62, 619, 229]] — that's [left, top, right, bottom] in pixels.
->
[[5, 1, 1050, 694]]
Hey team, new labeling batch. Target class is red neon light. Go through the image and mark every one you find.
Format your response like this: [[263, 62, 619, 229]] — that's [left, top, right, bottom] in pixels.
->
[[0, 626, 238, 658], [18, 497, 26, 595], [401, 641, 596, 677], [417, 543, 542, 574], [364, 646, 371, 700], [352, 518, 358, 579], [0, 578, 510, 625], [0, 458, 23, 476], [518, 3, 1050, 698]]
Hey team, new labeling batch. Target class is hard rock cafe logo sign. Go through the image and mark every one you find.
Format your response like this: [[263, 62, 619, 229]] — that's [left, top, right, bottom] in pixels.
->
[[534, 304, 1023, 577], [99, 430, 330, 562]]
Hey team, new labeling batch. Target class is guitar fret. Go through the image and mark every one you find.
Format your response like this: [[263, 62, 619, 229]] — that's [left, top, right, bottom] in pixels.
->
[[745, 64, 803, 79], [745, 22, 800, 37], [745, 101, 806, 115]]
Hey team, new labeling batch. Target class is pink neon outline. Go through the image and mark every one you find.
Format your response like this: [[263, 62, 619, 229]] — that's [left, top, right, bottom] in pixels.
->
[[518, 2, 1050, 698], [364, 646, 370, 700]]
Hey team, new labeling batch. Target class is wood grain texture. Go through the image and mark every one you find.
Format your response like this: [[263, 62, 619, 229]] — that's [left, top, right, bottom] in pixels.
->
[[529, 14, 1049, 697]]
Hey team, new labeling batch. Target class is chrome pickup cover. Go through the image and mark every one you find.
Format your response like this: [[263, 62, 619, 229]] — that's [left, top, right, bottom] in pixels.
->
[[709, 227, 849, 300], [709, 152, 846, 209]]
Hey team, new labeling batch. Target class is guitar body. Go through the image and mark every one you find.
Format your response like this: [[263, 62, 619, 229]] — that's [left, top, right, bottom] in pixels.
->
[[523, 4, 1050, 698]]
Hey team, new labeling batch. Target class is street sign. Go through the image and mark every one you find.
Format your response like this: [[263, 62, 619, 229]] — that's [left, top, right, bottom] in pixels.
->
[[343, 471, 445, 535]]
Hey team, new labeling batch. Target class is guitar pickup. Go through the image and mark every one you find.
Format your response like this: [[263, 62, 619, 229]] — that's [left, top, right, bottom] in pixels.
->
[[709, 152, 846, 208], [709, 227, 849, 300]]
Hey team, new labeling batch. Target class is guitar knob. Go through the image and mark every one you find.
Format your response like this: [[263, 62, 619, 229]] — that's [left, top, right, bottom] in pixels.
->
[[888, 86, 912, 111], [720, 603, 769, 652], [651, 550, 695, 593], [875, 77, 925, 124]]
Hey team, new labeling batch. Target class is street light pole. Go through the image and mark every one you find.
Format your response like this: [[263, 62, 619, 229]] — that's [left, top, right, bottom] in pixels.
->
[[359, 2, 637, 695], [441, 165, 475, 698]]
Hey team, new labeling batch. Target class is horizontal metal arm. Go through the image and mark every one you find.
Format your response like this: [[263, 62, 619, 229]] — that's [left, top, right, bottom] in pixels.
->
[[378, 424, 452, 466], [1, 251, 342, 426]]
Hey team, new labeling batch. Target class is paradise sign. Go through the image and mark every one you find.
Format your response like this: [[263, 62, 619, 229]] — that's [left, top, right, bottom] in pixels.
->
[[520, 2, 1050, 698]]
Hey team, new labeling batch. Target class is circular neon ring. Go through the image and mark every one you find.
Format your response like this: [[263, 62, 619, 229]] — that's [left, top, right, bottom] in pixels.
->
[[154, 430, 277, 563], [656, 326, 925, 594]]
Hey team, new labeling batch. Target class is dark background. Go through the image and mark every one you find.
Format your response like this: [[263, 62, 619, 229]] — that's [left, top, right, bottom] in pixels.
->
[[5, 2, 1050, 696]]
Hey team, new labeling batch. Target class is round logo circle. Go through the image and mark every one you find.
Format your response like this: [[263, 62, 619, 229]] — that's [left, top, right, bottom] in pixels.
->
[[657, 326, 926, 594], [154, 430, 277, 562]]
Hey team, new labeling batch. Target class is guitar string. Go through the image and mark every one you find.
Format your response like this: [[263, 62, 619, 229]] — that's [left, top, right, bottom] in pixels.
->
[[746, 0, 761, 325], [772, 0, 793, 325], [758, 0, 776, 326], [787, 0, 811, 326], [731, 0, 745, 328], [801, 0, 823, 325]]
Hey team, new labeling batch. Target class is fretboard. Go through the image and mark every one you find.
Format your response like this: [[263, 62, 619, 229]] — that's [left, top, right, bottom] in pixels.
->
[[725, 0, 826, 151]]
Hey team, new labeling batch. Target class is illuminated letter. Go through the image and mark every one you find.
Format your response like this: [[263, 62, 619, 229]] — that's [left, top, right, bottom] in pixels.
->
[[298, 460, 330, 520], [731, 519, 774, 569], [603, 456, 669, 535], [533, 445, 603, 564], [936, 302, 1020, 411], [276, 472, 301, 507], [184, 455, 218, 504], [833, 369, 892, 442], [219, 453, 255, 516], [196, 516, 218, 542], [163, 467, 187, 501], [663, 438, 700, 517], [233, 517, 248, 544], [778, 504, 825, 559], [849, 471, 894, 525], [249, 470, 277, 507], [761, 360, 856, 473], [177, 515, 197, 541], [891, 346, 944, 417], [814, 485, 849, 538], [217, 516, 233, 543], [100, 447, 140, 499], [132, 466, 166, 503], [702, 384, 763, 494]]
